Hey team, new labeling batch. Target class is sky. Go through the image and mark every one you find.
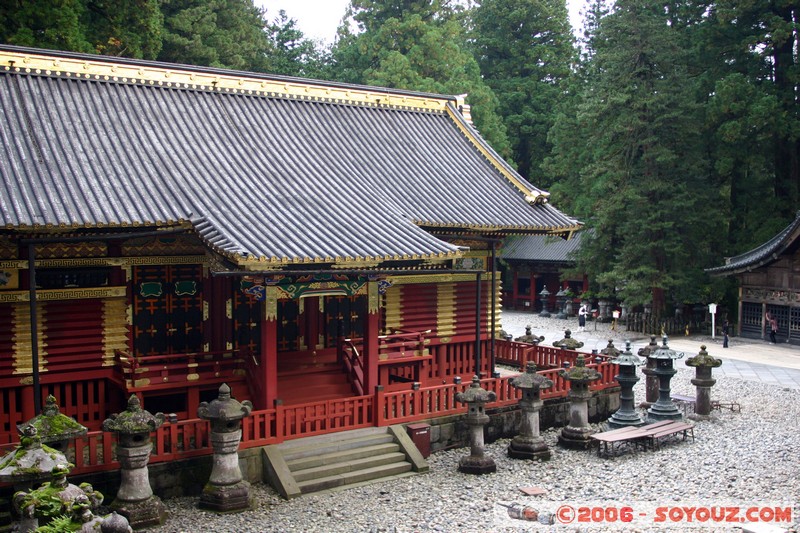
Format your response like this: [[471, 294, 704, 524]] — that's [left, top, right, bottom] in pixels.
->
[[257, 0, 586, 45]]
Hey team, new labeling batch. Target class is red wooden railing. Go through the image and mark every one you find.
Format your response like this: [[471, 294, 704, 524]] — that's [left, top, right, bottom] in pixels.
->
[[114, 349, 246, 392], [0, 357, 619, 483], [341, 339, 365, 396]]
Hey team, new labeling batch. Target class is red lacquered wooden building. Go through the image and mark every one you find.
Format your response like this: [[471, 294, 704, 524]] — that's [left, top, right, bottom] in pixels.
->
[[0, 46, 581, 443]]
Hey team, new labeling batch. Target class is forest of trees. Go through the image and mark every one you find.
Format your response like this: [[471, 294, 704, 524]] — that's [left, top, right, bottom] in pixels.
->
[[1, 0, 797, 314]]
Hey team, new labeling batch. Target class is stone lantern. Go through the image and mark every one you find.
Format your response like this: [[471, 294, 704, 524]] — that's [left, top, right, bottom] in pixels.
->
[[102, 395, 166, 530], [197, 383, 253, 512], [0, 426, 67, 488], [553, 329, 584, 350], [538, 287, 551, 317], [19, 395, 87, 454], [645, 336, 684, 423], [686, 345, 723, 420], [12, 463, 103, 533], [454, 376, 497, 474], [607, 341, 645, 429], [508, 362, 554, 460], [0, 426, 69, 532], [554, 289, 568, 319], [600, 339, 621, 358], [514, 325, 544, 345], [557, 355, 602, 449], [638, 335, 659, 407]]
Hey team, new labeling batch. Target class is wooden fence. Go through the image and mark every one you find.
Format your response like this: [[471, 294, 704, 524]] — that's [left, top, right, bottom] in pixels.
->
[[624, 312, 708, 337], [0, 355, 618, 482]]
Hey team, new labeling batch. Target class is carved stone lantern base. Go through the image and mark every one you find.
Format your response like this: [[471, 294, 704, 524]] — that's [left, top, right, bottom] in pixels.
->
[[110, 496, 166, 530], [557, 426, 595, 450], [508, 436, 551, 461], [457, 455, 496, 475], [200, 480, 251, 513]]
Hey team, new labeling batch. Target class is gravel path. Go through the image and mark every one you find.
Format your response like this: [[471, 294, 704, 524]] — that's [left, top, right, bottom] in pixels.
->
[[150, 314, 800, 532]]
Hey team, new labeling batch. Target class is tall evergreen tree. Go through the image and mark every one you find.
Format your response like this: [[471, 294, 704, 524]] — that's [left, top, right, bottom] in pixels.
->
[[265, 10, 329, 78], [471, 0, 576, 184], [331, 0, 512, 157], [547, 0, 722, 310], [694, 0, 799, 251], [0, 0, 162, 59], [158, 0, 271, 71]]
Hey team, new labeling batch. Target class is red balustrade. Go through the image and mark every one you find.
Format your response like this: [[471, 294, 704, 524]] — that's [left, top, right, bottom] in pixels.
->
[[0, 357, 619, 484]]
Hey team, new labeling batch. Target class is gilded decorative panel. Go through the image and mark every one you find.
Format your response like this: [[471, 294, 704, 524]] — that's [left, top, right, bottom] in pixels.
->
[[437, 283, 456, 338], [103, 297, 129, 367], [122, 235, 206, 256]]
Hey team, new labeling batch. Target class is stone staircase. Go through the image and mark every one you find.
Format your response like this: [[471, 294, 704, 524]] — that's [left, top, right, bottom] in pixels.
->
[[262, 426, 428, 499]]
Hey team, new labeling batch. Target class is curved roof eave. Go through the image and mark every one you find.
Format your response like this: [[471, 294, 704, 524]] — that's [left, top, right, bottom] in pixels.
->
[[706, 212, 800, 276]]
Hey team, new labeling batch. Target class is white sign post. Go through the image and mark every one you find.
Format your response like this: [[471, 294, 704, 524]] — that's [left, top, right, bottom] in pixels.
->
[[708, 303, 718, 339]]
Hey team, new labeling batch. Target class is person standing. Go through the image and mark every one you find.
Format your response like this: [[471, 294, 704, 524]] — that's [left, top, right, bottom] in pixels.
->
[[722, 319, 729, 348], [766, 311, 778, 344], [578, 303, 587, 332]]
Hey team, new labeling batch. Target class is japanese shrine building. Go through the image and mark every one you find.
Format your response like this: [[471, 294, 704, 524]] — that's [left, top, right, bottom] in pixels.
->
[[707, 212, 800, 344], [500, 232, 588, 312], [0, 45, 580, 442]]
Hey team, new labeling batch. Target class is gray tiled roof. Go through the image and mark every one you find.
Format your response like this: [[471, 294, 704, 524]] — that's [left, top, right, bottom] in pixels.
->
[[500, 232, 585, 263], [706, 212, 800, 275], [0, 46, 580, 267]]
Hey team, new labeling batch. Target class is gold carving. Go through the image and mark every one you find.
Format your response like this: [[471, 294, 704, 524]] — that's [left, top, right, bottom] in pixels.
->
[[134, 378, 151, 387], [388, 273, 490, 285], [368, 281, 380, 314], [20, 376, 33, 385], [187, 373, 199, 381], [0, 268, 19, 289], [264, 286, 278, 321], [0, 287, 127, 302], [437, 283, 456, 338], [118, 255, 207, 266], [103, 298, 129, 366], [2, 50, 453, 114], [203, 300, 209, 321], [383, 285, 402, 332]]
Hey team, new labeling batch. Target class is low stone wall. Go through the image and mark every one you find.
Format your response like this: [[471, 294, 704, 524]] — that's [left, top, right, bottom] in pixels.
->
[[0, 387, 620, 511], [429, 386, 619, 452]]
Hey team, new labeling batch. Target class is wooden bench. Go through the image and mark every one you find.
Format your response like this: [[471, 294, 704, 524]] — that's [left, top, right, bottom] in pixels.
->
[[590, 420, 674, 457], [671, 394, 741, 414], [640, 420, 695, 451]]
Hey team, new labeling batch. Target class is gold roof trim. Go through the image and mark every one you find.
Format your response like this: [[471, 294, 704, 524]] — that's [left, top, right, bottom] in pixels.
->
[[444, 105, 551, 203], [414, 219, 580, 234], [233, 249, 462, 270], [1, 50, 453, 113]]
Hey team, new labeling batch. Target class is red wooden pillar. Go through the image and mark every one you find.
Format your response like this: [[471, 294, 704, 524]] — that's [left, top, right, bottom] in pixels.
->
[[261, 286, 279, 409], [530, 271, 537, 310], [582, 274, 589, 293], [512, 271, 519, 308], [363, 281, 380, 393]]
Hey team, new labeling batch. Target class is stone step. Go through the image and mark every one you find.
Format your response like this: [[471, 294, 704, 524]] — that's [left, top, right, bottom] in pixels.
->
[[286, 442, 401, 471], [292, 451, 407, 482], [296, 461, 414, 494], [279, 431, 395, 462], [263, 426, 428, 499]]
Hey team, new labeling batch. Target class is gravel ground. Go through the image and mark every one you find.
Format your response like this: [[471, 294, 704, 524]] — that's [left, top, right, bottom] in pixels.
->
[[150, 314, 800, 533]]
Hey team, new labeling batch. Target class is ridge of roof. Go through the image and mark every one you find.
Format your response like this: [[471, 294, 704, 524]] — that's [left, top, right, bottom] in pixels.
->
[[0, 45, 462, 113], [444, 104, 550, 205], [0, 46, 581, 268], [706, 212, 800, 275]]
